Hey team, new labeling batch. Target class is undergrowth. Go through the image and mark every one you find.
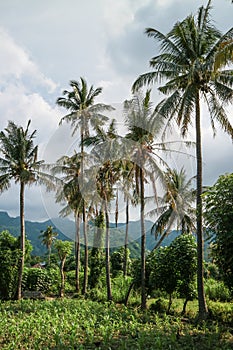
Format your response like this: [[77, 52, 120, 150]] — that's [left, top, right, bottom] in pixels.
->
[[0, 298, 232, 349]]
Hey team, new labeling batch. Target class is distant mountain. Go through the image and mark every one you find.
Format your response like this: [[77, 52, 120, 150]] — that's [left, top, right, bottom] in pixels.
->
[[0, 211, 73, 256], [0, 211, 180, 257]]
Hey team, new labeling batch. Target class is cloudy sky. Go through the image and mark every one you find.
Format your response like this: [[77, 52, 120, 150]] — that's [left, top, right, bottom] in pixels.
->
[[0, 0, 232, 223]]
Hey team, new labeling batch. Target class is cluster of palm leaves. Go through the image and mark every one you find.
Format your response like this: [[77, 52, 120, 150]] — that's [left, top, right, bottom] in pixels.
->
[[0, 1, 232, 320], [53, 80, 196, 305]]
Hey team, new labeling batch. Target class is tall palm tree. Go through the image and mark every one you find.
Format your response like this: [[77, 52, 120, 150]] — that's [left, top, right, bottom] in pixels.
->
[[57, 77, 114, 295], [132, 0, 233, 318], [39, 225, 58, 265], [150, 167, 196, 250], [124, 90, 167, 309], [83, 119, 121, 301], [57, 78, 113, 140], [52, 153, 83, 292], [0, 120, 55, 299], [120, 160, 137, 277]]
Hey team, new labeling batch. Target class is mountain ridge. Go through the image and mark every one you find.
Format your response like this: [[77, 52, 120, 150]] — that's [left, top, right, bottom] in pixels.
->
[[0, 211, 179, 257]]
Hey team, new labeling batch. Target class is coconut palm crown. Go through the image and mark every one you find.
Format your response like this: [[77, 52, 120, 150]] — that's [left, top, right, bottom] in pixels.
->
[[57, 77, 114, 138], [0, 120, 55, 299], [132, 0, 233, 319]]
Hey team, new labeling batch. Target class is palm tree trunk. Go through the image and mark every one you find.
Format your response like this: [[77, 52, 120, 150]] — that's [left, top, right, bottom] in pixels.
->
[[195, 92, 208, 319], [82, 208, 88, 296], [105, 198, 112, 301], [17, 181, 25, 300], [140, 166, 146, 310], [48, 247, 51, 266], [60, 259, 65, 297], [124, 281, 134, 306], [123, 198, 129, 277], [115, 189, 118, 227], [75, 213, 81, 292], [81, 129, 88, 296]]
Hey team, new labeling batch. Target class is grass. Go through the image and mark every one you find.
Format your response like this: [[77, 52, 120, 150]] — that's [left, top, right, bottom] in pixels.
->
[[0, 298, 233, 349]]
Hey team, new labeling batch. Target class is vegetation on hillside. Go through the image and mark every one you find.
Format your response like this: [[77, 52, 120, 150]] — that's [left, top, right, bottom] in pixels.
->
[[0, 3, 232, 348]]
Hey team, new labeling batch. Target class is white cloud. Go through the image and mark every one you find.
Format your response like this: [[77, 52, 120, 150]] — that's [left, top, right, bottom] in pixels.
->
[[0, 28, 57, 93], [0, 0, 232, 223]]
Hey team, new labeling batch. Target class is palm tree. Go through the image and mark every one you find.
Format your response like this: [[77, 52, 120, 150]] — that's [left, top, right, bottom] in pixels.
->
[[120, 160, 136, 277], [57, 78, 113, 140], [57, 77, 114, 296], [52, 153, 83, 292], [0, 120, 55, 299], [83, 119, 121, 301], [39, 225, 58, 265], [132, 0, 233, 319], [124, 90, 168, 309], [150, 167, 196, 250]]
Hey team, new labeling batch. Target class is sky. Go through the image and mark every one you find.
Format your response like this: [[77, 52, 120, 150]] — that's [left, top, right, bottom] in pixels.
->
[[0, 0, 232, 225]]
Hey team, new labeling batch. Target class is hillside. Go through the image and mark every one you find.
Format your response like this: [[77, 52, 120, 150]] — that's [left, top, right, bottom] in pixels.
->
[[0, 211, 180, 257], [0, 211, 73, 256]]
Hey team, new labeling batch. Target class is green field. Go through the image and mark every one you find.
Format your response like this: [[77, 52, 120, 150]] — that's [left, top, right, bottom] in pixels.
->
[[0, 298, 232, 349]]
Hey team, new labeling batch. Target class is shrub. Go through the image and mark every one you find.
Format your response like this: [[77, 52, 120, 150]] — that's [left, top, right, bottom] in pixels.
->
[[0, 231, 21, 300], [150, 298, 169, 313], [23, 267, 60, 294], [205, 278, 232, 302]]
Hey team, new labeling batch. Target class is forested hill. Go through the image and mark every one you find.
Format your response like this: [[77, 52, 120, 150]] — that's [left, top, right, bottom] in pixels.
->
[[0, 211, 180, 257], [0, 211, 71, 256]]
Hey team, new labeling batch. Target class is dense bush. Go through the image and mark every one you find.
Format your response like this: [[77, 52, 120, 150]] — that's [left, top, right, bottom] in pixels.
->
[[111, 247, 131, 277], [23, 267, 60, 294], [205, 278, 232, 302], [203, 173, 233, 292], [0, 231, 21, 300], [149, 234, 197, 312]]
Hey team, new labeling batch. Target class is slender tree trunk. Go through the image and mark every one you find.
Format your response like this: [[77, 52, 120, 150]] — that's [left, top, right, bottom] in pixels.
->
[[17, 181, 25, 300], [123, 198, 129, 277], [75, 213, 80, 292], [105, 198, 112, 301], [168, 294, 172, 313], [90, 211, 104, 289], [140, 167, 146, 310], [48, 247, 51, 266], [195, 92, 208, 320], [125, 281, 134, 306], [80, 129, 88, 296], [182, 298, 189, 315], [82, 208, 88, 296], [60, 259, 65, 297], [93, 215, 104, 248], [115, 189, 118, 227]]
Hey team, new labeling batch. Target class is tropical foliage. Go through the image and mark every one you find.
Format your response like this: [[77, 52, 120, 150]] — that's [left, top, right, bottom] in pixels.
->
[[150, 168, 196, 250], [0, 120, 55, 299], [133, 0, 233, 319], [0, 231, 21, 300], [0, 5, 232, 346], [203, 173, 233, 291], [54, 239, 73, 297], [39, 225, 58, 265]]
